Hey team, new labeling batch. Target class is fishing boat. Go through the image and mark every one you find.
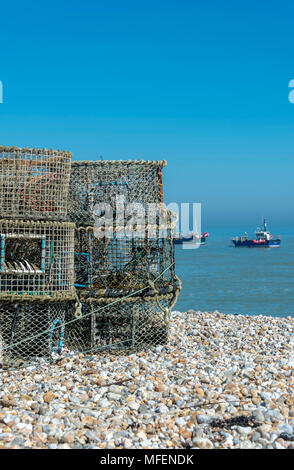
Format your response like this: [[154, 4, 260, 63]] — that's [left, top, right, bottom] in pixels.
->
[[173, 232, 209, 245], [232, 219, 281, 248]]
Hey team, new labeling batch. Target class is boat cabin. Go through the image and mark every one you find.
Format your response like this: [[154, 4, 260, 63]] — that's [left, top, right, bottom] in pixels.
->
[[255, 228, 270, 241]]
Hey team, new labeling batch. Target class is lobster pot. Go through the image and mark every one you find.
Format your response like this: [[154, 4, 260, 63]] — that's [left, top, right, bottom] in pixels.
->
[[90, 293, 175, 352], [68, 160, 166, 226], [0, 220, 75, 299], [0, 146, 72, 220], [66, 284, 180, 353], [0, 299, 73, 366], [74, 225, 175, 292]]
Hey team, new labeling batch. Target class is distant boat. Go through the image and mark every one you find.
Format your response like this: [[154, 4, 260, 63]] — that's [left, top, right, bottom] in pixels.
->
[[173, 232, 209, 245], [232, 219, 281, 248]]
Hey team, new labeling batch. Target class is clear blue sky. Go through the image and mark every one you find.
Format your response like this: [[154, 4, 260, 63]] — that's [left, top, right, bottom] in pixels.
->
[[1, 0, 294, 230]]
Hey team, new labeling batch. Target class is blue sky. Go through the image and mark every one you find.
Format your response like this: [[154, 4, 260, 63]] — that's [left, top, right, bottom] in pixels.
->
[[0, 0, 294, 229]]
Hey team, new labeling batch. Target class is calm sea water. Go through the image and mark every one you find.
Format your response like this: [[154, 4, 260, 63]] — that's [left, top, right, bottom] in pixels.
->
[[174, 227, 294, 317]]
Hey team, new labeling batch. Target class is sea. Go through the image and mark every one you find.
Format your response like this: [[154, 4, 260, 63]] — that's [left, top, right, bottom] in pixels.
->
[[174, 227, 294, 317]]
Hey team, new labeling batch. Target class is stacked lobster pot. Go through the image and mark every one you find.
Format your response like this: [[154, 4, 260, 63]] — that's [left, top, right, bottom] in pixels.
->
[[67, 160, 181, 352], [0, 146, 75, 367]]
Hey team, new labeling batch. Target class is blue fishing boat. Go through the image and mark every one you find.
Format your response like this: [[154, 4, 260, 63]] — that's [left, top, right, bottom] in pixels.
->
[[232, 219, 281, 248]]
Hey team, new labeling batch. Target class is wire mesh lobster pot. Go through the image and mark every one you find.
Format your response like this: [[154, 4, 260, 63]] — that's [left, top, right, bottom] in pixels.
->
[[64, 305, 92, 353], [0, 146, 72, 220], [0, 298, 75, 367], [68, 160, 166, 226], [66, 284, 180, 353], [0, 219, 75, 299], [74, 223, 175, 292]]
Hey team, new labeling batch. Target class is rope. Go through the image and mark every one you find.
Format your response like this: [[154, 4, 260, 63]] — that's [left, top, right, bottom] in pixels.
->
[[71, 160, 167, 167], [0, 219, 75, 229], [0, 291, 76, 302], [0, 146, 72, 158], [158, 168, 164, 203]]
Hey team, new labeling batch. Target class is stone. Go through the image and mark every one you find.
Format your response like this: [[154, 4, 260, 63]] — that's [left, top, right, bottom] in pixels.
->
[[85, 430, 101, 443], [61, 432, 75, 445], [127, 401, 140, 411], [43, 392, 56, 404], [192, 438, 213, 449], [196, 414, 213, 424]]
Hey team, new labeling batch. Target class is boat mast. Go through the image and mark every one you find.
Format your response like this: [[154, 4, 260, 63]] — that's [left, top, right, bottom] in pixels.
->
[[263, 218, 267, 231]]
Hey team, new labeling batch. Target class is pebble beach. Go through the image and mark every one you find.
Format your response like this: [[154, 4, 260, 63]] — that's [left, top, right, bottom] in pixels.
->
[[0, 310, 293, 449]]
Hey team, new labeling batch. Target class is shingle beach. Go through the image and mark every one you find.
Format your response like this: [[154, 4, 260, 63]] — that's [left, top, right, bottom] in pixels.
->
[[0, 310, 293, 449]]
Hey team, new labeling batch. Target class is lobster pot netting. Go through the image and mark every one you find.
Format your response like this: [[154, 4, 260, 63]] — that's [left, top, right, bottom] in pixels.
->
[[74, 226, 175, 292], [64, 307, 92, 353], [0, 146, 72, 220], [68, 160, 166, 226], [0, 220, 75, 299], [0, 300, 73, 367], [65, 289, 179, 354]]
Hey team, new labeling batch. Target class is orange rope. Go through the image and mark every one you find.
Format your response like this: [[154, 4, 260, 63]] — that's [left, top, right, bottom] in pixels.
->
[[158, 169, 163, 204]]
